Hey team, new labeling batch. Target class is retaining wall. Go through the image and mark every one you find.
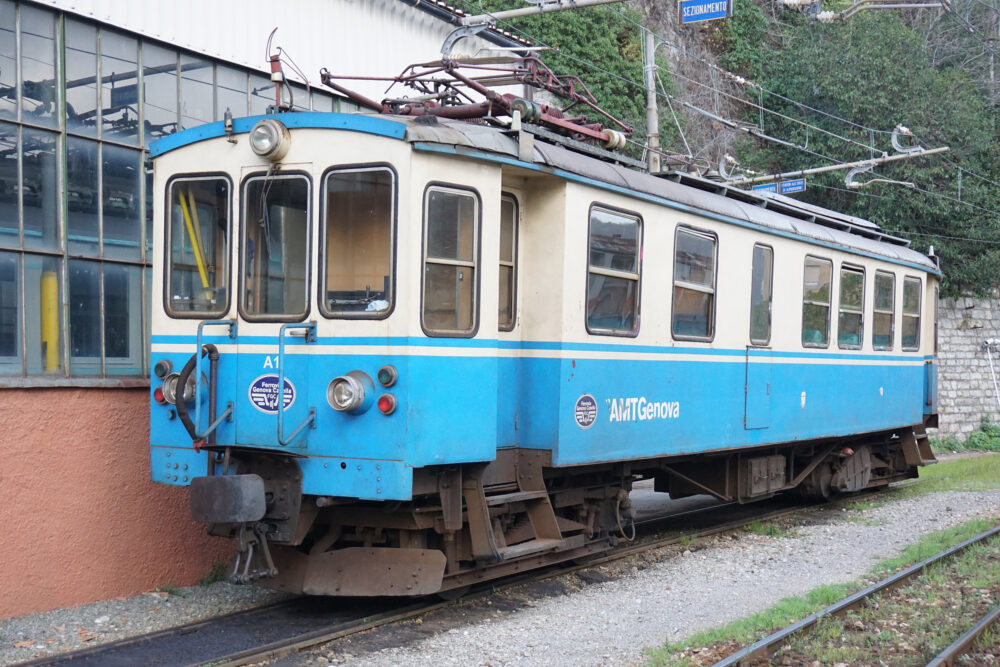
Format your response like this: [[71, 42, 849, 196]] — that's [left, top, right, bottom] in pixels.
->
[[936, 296, 1000, 437]]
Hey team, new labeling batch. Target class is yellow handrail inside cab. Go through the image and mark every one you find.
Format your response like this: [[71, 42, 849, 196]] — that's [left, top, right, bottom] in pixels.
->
[[178, 188, 210, 289]]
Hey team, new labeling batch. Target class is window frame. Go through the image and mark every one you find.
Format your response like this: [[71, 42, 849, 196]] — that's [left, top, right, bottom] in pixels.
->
[[873, 270, 896, 351], [498, 192, 519, 333], [237, 169, 313, 324], [162, 172, 233, 319], [317, 162, 398, 321], [801, 255, 833, 349], [419, 182, 482, 338], [585, 203, 643, 338], [901, 275, 922, 352], [671, 225, 717, 343], [837, 263, 866, 351], [748, 242, 773, 346]]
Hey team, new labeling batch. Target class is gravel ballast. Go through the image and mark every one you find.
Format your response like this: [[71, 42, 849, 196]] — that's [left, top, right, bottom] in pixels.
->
[[3, 487, 999, 667]]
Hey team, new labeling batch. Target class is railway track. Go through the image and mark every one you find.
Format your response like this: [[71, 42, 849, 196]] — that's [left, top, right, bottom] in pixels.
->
[[712, 523, 1000, 667], [15, 486, 901, 667]]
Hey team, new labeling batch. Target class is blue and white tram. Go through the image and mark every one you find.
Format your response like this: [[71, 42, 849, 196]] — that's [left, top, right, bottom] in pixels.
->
[[149, 111, 939, 595]]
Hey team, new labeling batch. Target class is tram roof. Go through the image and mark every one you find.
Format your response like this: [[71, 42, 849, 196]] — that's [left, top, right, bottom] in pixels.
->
[[150, 111, 940, 275]]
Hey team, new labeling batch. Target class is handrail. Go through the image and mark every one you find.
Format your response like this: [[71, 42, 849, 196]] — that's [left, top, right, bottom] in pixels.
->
[[195, 319, 236, 434], [277, 321, 317, 446]]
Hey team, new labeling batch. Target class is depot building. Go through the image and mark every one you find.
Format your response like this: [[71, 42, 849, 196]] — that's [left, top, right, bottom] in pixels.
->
[[0, 0, 520, 619]]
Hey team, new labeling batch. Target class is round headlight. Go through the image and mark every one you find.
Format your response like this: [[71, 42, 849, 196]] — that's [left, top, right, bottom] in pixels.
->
[[249, 118, 291, 161], [160, 372, 197, 405], [327, 371, 374, 413]]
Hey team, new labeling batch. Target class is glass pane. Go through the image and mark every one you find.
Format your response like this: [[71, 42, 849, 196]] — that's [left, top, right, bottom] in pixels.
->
[[180, 55, 213, 129], [838, 312, 862, 349], [587, 273, 637, 333], [67, 136, 100, 256], [0, 0, 15, 120], [216, 66, 247, 119], [312, 91, 336, 113], [426, 189, 476, 262], [839, 269, 864, 310], [105, 263, 142, 374], [168, 178, 229, 315], [20, 5, 57, 127], [22, 126, 58, 252], [673, 285, 712, 338], [750, 245, 772, 344], [902, 315, 919, 350], [590, 209, 639, 274], [242, 176, 308, 317], [68, 259, 101, 376], [24, 253, 62, 374], [0, 250, 19, 373], [102, 144, 141, 260], [142, 44, 178, 142], [324, 169, 393, 315], [101, 31, 140, 144], [289, 83, 309, 111], [674, 229, 714, 287], [874, 273, 895, 312], [903, 278, 921, 315], [803, 257, 831, 305], [0, 122, 16, 245], [873, 312, 893, 350], [423, 263, 474, 332], [500, 199, 515, 263], [250, 73, 274, 115], [499, 264, 513, 330], [802, 303, 829, 346], [65, 20, 98, 137]]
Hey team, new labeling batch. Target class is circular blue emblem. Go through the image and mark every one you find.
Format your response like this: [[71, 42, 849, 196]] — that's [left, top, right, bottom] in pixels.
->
[[248, 374, 296, 414], [574, 394, 598, 429]]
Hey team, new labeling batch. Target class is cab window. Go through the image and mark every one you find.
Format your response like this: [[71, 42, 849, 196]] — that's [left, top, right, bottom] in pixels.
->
[[873, 271, 895, 350], [802, 256, 832, 347], [902, 276, 921, 350], [838, 265, 865, 349], [673, 227, 716, 340], [498, 195, 518, 331], [165, 176, 230, 317], [587, 207, 641, 335], [422, 186, 479, 335]]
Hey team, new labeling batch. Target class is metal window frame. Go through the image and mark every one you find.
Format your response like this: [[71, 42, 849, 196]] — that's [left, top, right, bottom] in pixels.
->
[[585, 203, 642, 338], [420, 182, 482, 338], [317, 162, 398, 321], [837, 263, 865, 351], [749, 242, 773, 347], [873, 269, 896, 351], [801, 254, 832, 349], [901, 274, 921, 352], [671, 225, 716, 342], [498, 192, 518, 333]]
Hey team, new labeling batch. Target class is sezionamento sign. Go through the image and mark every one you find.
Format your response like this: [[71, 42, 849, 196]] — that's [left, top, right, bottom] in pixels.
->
[[679, 0, 732, 24]]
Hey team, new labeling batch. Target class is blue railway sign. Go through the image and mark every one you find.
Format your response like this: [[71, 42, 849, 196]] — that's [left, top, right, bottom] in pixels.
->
[[751, 183, 777, 193], [679, 0, 733, 24], [780, 178, 806, 194]]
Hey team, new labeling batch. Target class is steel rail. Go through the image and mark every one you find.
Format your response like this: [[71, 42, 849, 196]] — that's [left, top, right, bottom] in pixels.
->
[[712, 524, 1000, 667], [926, 604, 1000, 667]]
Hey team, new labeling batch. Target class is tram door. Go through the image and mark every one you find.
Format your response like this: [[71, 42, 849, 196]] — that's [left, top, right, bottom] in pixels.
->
[[745, 244, 773, 430], [745, 348, 772, 430], [236, 172, 314, 449], [496, 194, 520, 447]]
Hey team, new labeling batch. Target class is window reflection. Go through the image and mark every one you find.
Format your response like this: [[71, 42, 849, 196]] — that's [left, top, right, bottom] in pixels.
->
[[250, 73, 275, 115], [20, 5, 57, 127], [216, 66, 247, 119], [180, 55, 213, 128], [102, 144, 141, 260], [0, 0, 15, 119], [0, 250, 18, 370], [67, 137, 99, 255], [22, 126, 58, 252], [24, 252, 61, 374], [65, 20, 98, 137], [143, 44, 178, 142], [0, 121, 16, 245], [68, 259, 101, 376], [101, 31, 139, 144]]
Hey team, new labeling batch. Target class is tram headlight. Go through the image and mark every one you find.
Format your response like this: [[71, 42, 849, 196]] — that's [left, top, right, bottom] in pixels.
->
[[249, 118, 291, 162], [327, 371, 374, 414], [161, 372, 197, 405]]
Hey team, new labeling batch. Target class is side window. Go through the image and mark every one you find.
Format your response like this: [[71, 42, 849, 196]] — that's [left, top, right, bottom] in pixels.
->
[[165, 176, 230, 317], [422, 186, 479, 335], [838, 266, 865, 349], [498, 195, 518, 331], [749, 244, 773, 345], [241, 174, 310, 319], [902, 276, 921, 351], [873, 271, 896, 350], [321, 167, 395, 318], [672, 227, 716, 340], [586, 207, 641, 335], [801, 256, 832, 347]]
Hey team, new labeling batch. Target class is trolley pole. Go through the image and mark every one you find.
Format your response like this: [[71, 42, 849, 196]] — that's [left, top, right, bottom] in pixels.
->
[[644, 30, 661, 174]]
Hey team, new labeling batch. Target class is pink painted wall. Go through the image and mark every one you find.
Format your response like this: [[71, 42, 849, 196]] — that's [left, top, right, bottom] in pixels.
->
[[0, 388, 231, 620]]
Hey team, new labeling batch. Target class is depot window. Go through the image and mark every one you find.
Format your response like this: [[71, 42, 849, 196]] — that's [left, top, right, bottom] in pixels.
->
[[241, 174, 310, 320], [749, 244, 773, 346], [801, 256, 832, 348], [837, 265, 865, 350], [587, 207, 641, 336], [498, 195, 518, 331], [165, 176, 230, 317], [422, 185, 480, 336], [902, 276, 921, 351], [321, 166, 395, 318], [672, 227, 716, 340], [873, 271, 896, 350]]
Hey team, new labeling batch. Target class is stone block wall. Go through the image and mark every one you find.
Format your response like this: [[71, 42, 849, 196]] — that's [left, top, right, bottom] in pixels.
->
[[936, 296, 1000, 436]]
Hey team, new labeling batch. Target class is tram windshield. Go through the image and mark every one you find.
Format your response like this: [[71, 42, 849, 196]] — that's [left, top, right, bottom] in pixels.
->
[[241, 174, 309, 319], [165, 177, 230, 316]]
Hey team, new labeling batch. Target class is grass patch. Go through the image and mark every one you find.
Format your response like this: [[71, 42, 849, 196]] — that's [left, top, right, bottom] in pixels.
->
[[892, 453, 1000, 498], [677, 533, 695, 548], [932, 416, 1000, 454], [199, 559, 230, 586], [744, 520, 787, 538], [645, 516, 1000, 666]]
